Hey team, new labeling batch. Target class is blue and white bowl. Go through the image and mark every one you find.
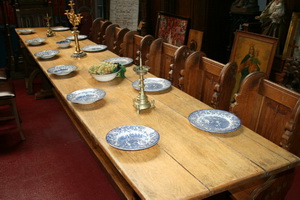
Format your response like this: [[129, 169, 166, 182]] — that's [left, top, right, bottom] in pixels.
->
[[18, 29, 35, 35], [56, 40, 71, 48], [66, 88, 106, 104], [25, 38, 46, 46], [47, 65, 77, 76], [34, 50, 59, 59]]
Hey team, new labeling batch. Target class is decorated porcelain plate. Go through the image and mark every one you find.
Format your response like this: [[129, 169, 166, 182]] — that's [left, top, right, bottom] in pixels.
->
[[188, 109, 241, 133], [47, 65, 77, 76], [66, 88, 106, 104], [34, 50, 59, 59], [132, 78, 171, 92], [82, 44, 107, 52], [18, 28, 34, 34], [51, 27, 70, 31], [106, 125, 160, 151], [103, 57, 133, 66], [66, 35, 87, 41], [25, 38, 46, 46]]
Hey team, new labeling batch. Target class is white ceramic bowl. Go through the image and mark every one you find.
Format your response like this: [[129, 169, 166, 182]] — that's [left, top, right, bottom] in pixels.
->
[[90, 69, 120, 82], [56, 40, 71, 48]]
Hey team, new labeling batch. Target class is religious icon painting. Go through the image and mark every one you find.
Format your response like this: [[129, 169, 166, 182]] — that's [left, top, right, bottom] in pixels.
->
[[283, 12, 300, 60], [229, 30, 278, 99]]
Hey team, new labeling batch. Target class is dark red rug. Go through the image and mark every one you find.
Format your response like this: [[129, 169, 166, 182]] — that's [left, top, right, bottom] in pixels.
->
[[0, 79, 122, 200]]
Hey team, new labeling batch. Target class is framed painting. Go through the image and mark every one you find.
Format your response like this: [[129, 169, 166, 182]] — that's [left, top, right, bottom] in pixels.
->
[[155, 12, 189, 46], [230, 30, 278, 96], [283, 12, 300, 60]]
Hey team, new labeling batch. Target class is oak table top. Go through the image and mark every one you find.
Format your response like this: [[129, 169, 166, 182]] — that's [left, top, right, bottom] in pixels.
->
[[16, 27, 300, 200]]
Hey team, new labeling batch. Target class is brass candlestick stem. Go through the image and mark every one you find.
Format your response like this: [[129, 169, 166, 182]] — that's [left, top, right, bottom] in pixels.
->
[[65, 0, 86, 58], [133, 58, 154, 114], [44, 13, 54, 37]]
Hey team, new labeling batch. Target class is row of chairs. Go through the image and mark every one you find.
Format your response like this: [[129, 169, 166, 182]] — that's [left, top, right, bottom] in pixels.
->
[[88, 18, 300, 199]]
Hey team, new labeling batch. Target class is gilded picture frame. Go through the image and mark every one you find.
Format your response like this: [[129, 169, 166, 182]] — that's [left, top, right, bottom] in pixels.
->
[[230, 30, 278, 96], [282, 12, 300, 60]]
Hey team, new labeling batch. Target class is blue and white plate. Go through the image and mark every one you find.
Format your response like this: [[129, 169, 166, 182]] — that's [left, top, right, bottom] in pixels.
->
[[66, 88, 106, 104], [65, 35, 87, 41], [25, 38, 46, 46], [51, 27, 70, 31], [106, 125, 160, 151], [103, 57, 133, 66], [34, 50, 59, 59], [188, 109, 241, 133], [132, 78, 171, 92], [82, 44, 107, 52], [47, 65, 77, 76], [18, 29, 34, 34]]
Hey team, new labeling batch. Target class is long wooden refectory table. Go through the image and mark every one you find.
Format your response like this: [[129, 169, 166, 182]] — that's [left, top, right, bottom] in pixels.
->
[[17, 27, 300, 199]]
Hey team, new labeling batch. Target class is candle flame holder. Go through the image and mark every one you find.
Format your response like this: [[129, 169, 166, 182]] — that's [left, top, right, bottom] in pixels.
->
[[65, 0, 86, 58], [44, 13, 54, 37], [133, 57, 154, 114]]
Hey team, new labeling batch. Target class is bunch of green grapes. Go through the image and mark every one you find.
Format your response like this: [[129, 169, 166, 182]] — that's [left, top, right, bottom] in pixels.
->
[[89, 62, 119, 75]]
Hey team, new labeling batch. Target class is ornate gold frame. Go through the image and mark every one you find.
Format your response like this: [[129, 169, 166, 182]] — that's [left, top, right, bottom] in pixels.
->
[[282, 12, 300, 59]]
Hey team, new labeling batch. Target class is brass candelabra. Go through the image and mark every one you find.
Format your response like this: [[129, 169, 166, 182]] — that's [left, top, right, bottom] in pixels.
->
[[133, 57, 155, 114], [44, 13, 54, 37], [65, 0, 86, 58]]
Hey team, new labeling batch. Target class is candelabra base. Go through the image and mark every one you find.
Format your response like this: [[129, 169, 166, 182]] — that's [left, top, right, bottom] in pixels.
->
[[133, 98, 155, 114], [71, 51, 87, 58]]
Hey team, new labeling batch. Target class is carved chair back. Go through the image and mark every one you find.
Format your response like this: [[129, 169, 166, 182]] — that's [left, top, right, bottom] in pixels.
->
[[89, 18, 112, 44], [121, 31, 154, 65], [145, 38, 179, 79], [179, 51, 237, 110], [229, 72, 300, 199], [103, 24, 129, 56]]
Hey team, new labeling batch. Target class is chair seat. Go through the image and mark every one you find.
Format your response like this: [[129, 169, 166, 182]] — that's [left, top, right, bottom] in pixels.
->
[[0, 68, 8, 81], [0, 82, 15, 100]]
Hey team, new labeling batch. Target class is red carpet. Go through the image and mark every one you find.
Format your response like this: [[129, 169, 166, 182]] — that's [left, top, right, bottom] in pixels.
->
[[0, 79, 122, 200], [1, 79, 300, 200]]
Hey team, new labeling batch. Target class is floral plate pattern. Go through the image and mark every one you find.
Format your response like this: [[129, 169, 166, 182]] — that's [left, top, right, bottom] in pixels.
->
[[65, 35, 87, 41], [103, 57, 133, 66], [188, 109, 241, 133], [66, 88, 106, 104], [34, 50, 59, 59], [106, 125, 160, 150], [132, 78, 171, 92], [47, 65, 77, 76], [82, 44, 107, 52], [25, 38, 46, 46]]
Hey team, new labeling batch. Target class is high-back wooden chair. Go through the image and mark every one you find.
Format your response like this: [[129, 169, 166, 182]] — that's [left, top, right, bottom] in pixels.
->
[[229, 72, 300, 200], [0, 80, 25, 141], [89, 18, 112, 44], [169, 45, 191, 88], [145, 38, 179, 78], [121, 31, 154, 65], [178, 51, 237, 111], [103, 24, 129, 56]]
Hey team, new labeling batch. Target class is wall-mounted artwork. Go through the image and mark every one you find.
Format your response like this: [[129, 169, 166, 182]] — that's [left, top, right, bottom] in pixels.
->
[[156, 12, 189, 46], [283, 12, 300, 60], [230, 30, 278, 97]]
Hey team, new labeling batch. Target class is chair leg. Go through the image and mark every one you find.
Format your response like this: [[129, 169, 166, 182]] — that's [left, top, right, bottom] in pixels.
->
[[11, 99, 25, 141]]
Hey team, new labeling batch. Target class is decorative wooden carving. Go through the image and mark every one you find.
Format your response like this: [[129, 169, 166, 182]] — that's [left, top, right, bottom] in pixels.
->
[[179, 52, 236, 110], [89, 18, 112, 44], [281, 58, 300, 93], [230, 72, 300, 199]]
